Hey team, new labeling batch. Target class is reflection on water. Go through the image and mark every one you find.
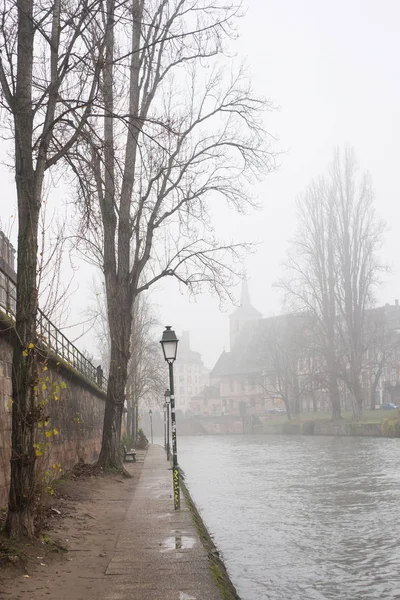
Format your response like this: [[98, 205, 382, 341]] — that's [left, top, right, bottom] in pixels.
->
[[179, 435, 400, 600]]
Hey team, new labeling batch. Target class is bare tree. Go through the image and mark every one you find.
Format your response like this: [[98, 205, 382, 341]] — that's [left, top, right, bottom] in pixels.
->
[[279, 177, 342, 420], [0, 0, 106, 537], [258, 315, 305, 420], [36, 203, 79, 327], [126, 295, 165, 442], [330, 148, 385, 419], [363, 307, 400, 410], [69, 0, 275, 469], [89, 279, 111, 372], [280, 147, 384, 421]]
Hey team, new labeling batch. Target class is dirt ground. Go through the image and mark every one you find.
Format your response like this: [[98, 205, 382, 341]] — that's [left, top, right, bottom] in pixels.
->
[[0, 453, 144, 600]]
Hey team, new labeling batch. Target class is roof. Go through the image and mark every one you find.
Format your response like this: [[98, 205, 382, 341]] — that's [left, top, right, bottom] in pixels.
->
[[229, 279, 262, 321], [211, 313, 308, 378]]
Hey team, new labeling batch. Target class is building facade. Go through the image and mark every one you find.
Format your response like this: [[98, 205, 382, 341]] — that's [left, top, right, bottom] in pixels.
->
[[194, 278, 400, 416], [174, 331, 209, 413]]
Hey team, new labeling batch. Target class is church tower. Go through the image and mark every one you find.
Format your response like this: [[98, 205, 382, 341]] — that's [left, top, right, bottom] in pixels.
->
[[229, 279, 262, 350]]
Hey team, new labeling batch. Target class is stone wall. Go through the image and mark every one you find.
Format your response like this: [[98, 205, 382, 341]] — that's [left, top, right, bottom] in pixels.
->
[[0, 322, 105, 507]]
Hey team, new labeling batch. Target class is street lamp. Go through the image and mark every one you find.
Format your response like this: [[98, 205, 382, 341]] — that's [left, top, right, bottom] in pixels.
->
[[163, 402, 167, 452], [164, 389, 171, 461], [149, 409, 153, 444], [160, 326, 180, 509]]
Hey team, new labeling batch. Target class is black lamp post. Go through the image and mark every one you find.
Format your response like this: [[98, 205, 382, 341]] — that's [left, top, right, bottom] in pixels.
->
[[160, 326, 180, 509], [149, 409, 153, 444], [163, 401, 167, 452], [164, 389, 171, 461]]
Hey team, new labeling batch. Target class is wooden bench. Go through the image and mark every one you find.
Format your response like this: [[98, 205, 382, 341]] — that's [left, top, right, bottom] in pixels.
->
[[123, 445, 136, 462]]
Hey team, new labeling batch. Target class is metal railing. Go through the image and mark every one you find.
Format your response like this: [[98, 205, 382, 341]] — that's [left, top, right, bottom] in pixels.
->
[[0, 265, 106, 392]]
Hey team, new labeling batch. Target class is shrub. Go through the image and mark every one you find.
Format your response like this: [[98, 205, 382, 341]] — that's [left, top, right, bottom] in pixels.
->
[[381, 417, 400, 437]]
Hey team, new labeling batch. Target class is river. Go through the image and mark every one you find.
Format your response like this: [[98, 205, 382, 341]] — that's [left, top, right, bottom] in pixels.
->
[[178, 434, 400, 600]]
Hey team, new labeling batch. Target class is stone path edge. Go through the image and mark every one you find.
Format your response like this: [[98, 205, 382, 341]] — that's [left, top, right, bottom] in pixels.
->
[[180, 476, 241, 600]]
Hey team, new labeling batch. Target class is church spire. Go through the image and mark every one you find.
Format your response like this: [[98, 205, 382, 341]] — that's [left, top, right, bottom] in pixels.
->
[[240, 277, 250, 306]]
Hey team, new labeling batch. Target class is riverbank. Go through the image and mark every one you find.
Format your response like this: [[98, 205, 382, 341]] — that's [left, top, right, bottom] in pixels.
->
[[160, 410, 400, 439], [258, 411, 400, 438], [1, 445, 234, 600]]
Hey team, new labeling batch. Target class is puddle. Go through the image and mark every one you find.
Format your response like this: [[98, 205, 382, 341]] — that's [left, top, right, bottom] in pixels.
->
[[161, 534, 196, 550], [179, 593, 197, 600]]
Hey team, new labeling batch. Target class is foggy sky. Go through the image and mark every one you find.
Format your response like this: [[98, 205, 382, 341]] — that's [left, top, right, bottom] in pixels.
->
[[1, 0, 400, 370]]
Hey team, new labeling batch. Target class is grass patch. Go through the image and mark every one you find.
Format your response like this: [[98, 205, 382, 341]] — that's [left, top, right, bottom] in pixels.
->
[[265, 409, 396, 426]]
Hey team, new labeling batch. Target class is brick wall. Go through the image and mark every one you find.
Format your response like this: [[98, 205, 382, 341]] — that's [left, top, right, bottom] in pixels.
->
[[0, 329, 106, 507]]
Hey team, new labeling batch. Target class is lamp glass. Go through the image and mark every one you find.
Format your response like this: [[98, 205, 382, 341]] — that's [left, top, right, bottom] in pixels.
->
[[162, 340, 178, 362]]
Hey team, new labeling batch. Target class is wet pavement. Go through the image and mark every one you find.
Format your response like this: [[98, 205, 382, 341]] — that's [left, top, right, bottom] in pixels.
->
[[103, 444, 222, 600]]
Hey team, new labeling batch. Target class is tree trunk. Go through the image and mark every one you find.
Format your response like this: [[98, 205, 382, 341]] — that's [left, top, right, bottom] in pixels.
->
[[370, 369, 382, 411], [135, 402, 139, 443], [6, 190, 40, 538], [370, 382, 378, 410], [329, 372, 341, 420], [129, 400, 136, 440], [126, 400, 132, 441], [352, 394, 362, 420], [97, 346, 129, 469], [97, 300, 131, 470], [355, 384, 363, 420], [6, 0, 40, 539], [284, 399, 291, 421], [312, 389, 317, 412]]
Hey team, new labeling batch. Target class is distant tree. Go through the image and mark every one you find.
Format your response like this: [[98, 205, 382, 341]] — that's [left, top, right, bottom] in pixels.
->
[[329, 148, 385, 419], [90, 280, 111, 374], [70, 0, 275, 469], [126, 295, 165, 443], [258, 315, 305, 420], [280, 147, 385, 420], [363, 308, 400, 410], [279, 176, 342, 420]]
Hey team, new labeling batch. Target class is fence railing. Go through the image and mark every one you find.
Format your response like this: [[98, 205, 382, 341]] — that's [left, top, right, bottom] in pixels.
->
[[0, 266, 106, 392]]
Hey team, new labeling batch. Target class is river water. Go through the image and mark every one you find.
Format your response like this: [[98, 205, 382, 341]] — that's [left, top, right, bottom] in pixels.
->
[[178, 434, 400, 600]]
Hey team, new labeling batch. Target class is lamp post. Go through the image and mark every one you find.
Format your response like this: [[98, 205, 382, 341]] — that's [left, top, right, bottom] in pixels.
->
[[160, 326, 180, 509], [149, 409, 153, 444], [163, 402, 167, 451], [164, 389, 171, 461]]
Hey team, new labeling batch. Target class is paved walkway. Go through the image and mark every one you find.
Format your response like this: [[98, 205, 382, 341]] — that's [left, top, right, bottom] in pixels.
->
[[103, 445, 223, 600]]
